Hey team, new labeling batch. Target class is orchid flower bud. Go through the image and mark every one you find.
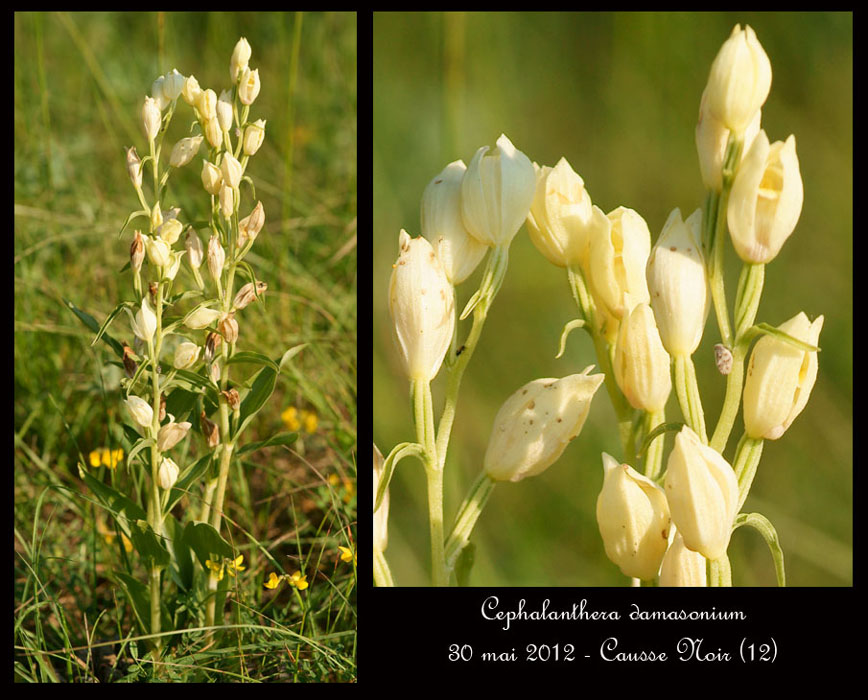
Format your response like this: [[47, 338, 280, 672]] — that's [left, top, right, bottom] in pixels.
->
[[421, 160, 487, 285], [124, 395, 154, 429], [200, 411, 220, 448], [596, 452, 671, 580], [238, 201, 265, 247], [198, 88, 218, 120], [186, 229, 204, 269], [201, 160, 223, 196], [743, 312, 823, 440], [238, 67, 261, 105], [374, 444, 389, 553], [130, 230, 145, 273], [173, 341, 201, 370], [205, 331, 222, 364], [483, 367, 605, 483], [218, 313, 239, 344], [220, 152, 243, 189], [613, 302, 672, 412], [157, 218, 183, 245], [665, 426, 739, 560], [242, 119, 266, 156], [169, 135, 204, 168], [704, 24, 772, 134], [157, 421, 192, 452], [150, 202, 163, 231], [182, 74, 202, 106], [204, 117, 223, 149], [233, 281, 267, 310], [659, 531, 707, 587], [727, 131, 803, 264], [132, 297, 157, 343], [158, 457, 180, 490], [525, 157, 595, 268], [646, 208, 708, 357], [387, 230, 455, 382], [184, 306, 221, 330], [208, 235, 225, 281], [217, 89, 234, 132], [695, 86, 762, 192], [150, 75, 169, 111], [146, 236, 172, 269], [165, 251, 183, 281], [460, 134, 536, 248], [230, 37, 252, 82], [587, 206, 652, 320], [142, 96, 161, 142], [163, 68, 186, 101], [126, 147, 143, 188], [219, 184, 234, 219]]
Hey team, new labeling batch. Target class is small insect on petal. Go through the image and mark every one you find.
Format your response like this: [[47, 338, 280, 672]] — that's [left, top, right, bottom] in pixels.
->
[[714, 343, 733, 375]]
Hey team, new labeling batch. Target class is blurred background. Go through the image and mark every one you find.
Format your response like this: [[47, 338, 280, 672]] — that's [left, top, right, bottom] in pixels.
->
[[15, 12, 356, 679], [373, 12, 851, 586]]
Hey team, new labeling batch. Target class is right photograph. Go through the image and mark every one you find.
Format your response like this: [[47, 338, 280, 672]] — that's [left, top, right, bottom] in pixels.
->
[[373, 12, 852, 587]]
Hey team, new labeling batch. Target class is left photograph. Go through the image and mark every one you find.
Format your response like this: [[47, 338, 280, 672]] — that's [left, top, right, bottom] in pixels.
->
[[14, 12, 356, 682]]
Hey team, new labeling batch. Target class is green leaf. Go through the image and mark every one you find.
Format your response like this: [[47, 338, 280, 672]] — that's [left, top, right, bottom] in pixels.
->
[[182, 521, 234, 569], [733, 512, 786, 587], [235, 366, 278, 438], [165, 388, 197, 423], [128, 519, 171, 569], [742, 323, 821, 354], [236, 432, 298, 456], [241, 174, 256, 201], [637, 422, 685, 457], [79, 467, 147, 536], [92, 301, 135, 348], [126, 436, 155, 467], [278, 344, 308, 373], [118, 209, 150, 238], [165, 515, 194, 592], [226, 350, 280, 373], [64, 298, 124, 357], [377, 442, 426, 513], [166, 289, 203, 308], [114, 572, 150, 636], [555, 318, 588, 359], [173, 368, 213, 392], [454, 542, 476, 587]]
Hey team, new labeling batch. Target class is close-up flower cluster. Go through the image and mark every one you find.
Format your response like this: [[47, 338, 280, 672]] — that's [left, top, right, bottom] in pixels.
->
[[374, 19, 842, 588]]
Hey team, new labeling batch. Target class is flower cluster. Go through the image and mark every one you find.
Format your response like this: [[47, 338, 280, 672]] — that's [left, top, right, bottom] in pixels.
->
[[376, 24, 822, 588]]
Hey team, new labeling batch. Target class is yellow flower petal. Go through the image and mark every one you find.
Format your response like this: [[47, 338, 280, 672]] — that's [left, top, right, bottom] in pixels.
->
[[264, 572, 281, 589], [338, 546, 355, 564], [89, 450, 102, 468]]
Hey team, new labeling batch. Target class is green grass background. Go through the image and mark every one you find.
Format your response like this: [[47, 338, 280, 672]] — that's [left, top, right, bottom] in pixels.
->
[[15, 11, 357, 681], [373, 11, 852, 587]]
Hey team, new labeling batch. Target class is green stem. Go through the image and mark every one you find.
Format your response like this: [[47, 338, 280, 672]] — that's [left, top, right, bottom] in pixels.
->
[[732, 432, 765, 511], [674, 354, 707, 443], [444, 471, 496, 571], [373, 549, 395, 587], [644, 409, 666, 480], [567, 265, 633, 457], [434, 245, 508, 471], [412, 379, 445, 586], [707, 555, 732, 587]]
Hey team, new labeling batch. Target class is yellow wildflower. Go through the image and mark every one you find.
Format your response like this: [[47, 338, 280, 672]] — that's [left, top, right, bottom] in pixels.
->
[[338, 546, 356, 565], [205, 558, 225, 581], [328, 474, 340, 487], [288, 571, 308, 590], [89, 447, 124, 469], [226, 554, 246, 576], [300, 409, 318, 434], [342, 478, 355, 503], [281, 406, 301, 431], [264, 572, 282, 589], [121, 533, 133, 553]]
